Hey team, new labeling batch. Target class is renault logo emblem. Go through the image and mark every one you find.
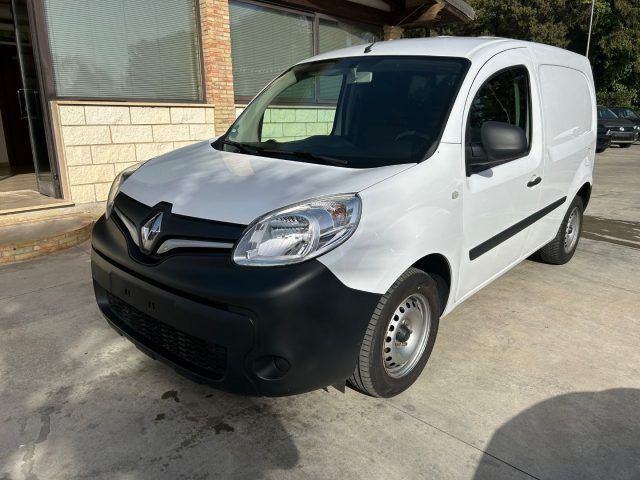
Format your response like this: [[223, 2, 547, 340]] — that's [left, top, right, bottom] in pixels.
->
[[140, 212, 163, 252]]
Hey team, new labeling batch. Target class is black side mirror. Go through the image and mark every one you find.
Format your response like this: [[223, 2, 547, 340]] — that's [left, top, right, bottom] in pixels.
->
[[467, 121, 528, 175], [481, 121, 528, 163]]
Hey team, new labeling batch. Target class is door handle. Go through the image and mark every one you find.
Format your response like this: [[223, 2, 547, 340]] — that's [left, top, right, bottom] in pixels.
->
[[527, 176, 542, 188], [17, 89, 27, 119]]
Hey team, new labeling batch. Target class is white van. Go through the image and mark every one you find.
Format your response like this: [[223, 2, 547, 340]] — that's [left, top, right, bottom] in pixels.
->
[[92, 37, 595, 398]]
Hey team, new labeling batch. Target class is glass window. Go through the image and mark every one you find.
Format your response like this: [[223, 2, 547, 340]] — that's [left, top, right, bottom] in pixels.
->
[[468, 67, 531, 147], [43, 0, 203, 101], [318, 19, 379, 54], [597, 107, 619, 120], [229, 2, 313, 100], [216, 56, 469, 169], [229, 2, 381, 101]]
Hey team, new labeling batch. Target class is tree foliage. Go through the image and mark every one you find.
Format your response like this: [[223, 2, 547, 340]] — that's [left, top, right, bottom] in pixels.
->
[[429, 0, 640, 108]]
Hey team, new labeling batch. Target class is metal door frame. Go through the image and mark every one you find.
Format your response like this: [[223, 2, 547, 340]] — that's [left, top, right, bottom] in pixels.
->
[[9, 0, 61, 198]]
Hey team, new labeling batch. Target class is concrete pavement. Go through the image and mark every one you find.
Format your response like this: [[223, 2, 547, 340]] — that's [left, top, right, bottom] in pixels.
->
[[1, 146, 639, 479]]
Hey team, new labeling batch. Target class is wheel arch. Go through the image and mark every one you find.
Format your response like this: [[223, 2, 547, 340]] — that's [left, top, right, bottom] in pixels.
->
[[411, 253, 452, 315], [576, 182, 592, 210]]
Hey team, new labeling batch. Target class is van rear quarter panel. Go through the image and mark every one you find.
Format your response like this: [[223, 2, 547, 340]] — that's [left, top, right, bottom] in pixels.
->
[[528, 52, 596, 247]]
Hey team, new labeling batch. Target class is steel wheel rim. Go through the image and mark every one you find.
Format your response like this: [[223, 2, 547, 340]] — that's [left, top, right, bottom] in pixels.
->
[[382, 293, 431, 379], [564, 207, 580, 253]]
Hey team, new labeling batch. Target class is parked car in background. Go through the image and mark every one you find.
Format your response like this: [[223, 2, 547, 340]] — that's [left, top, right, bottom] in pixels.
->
[[610, 107, 640, 142], [596, 125, 612, 153], [597, 106, 637, 148], [92, 38, 595, 398], [609, 107, 640, 126]]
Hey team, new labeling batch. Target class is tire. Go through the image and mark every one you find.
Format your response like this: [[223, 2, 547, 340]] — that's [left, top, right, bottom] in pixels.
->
[[595, 147, 607, 154], [620, 143, 633, 148], [348, 268, 440, 398], [537, 196, 583, 265]]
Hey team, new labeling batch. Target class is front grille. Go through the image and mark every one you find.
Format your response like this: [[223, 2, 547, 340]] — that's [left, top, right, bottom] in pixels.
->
[[612, 132, 635, 139], [107, 293, 226, 379]]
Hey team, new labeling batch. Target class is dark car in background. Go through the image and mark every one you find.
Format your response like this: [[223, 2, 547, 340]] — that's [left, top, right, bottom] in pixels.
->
[[596, 124, 612, 153], [610, 107, 640, 142], [609, 107, 640, 126], [598, 106, 637, 148]]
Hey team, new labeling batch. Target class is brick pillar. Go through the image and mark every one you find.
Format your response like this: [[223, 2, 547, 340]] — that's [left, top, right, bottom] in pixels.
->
[[200, 0, 236, 135], [383, 25, 404, 40]]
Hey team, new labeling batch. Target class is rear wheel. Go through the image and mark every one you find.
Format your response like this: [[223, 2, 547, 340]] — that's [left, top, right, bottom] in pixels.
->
[[619, 143, 633, 148], [537, 196, 583, 265], [348, 268, 440, 398]]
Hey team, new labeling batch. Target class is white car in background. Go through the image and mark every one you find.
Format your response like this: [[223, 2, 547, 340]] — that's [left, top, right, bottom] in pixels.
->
[[92, 37, 595, 398]]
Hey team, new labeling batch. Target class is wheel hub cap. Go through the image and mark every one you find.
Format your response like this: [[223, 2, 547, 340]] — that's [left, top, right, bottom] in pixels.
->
[[564, 207, 580, 254], [383, 293, 431, 379]]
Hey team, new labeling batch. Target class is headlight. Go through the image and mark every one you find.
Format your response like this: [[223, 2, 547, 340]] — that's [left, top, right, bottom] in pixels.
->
[[105, 163, 143, 219], [233, 194, 361, 266]]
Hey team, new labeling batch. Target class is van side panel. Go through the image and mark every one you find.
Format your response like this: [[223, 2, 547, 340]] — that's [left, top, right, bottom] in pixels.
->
[[526, 63, 596, 251]]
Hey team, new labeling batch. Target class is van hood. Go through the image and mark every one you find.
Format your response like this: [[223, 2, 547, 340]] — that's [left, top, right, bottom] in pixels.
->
[[119, 140, 412, 225]]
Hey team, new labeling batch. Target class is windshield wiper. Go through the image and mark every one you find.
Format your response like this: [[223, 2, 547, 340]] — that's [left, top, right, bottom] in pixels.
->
[[217, 140, 347, 166], [284, 151, 348, 167], [217, 138, 262, 155]]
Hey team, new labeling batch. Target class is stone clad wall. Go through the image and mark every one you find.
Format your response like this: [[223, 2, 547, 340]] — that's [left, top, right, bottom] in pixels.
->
[[234, 105, 337, 143], [56, 103, 215, 203], [262, 107, 336, 142]]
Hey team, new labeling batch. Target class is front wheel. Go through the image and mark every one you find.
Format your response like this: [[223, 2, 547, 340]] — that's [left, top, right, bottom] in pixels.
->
[[537, 196, 583, 265], [619, 143, 633, 149], [348, 268, 440, 398]]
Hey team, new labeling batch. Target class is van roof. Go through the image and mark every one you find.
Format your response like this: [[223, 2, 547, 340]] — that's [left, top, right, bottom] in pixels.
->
[[303, 36, 588, 69]]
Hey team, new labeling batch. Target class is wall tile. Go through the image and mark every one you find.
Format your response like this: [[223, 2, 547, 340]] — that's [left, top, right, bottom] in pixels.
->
[[94, 182, 113, 202], [64, 146, 92, 166], [85, 106, 130, 125], [170, 107, 206, 124], [189, 124, 214, 140], [59, 106, 86, 125], [135, 142, 175, 162], [62, 126, 111, 146], [91, 144, 136, 164], [110, 125, 153, 143], [68, 164, 115, 185], [152, 124, 190, 142], [130, 107, 171, 124], [70, 184, 96, 203]]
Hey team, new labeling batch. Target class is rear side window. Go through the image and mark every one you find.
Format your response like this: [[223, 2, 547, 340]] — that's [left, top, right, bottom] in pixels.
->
[[467, 67, 531, 148], [539, 65, 593, 147]]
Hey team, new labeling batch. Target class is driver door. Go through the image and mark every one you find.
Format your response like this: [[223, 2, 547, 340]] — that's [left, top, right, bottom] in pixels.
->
[[456, 49, 543, 300]]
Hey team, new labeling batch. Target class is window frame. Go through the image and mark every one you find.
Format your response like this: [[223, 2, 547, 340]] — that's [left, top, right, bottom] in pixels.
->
[[230, 0, 382, 105], [465, 64, 533, 176], [40, 0, 207, 104]]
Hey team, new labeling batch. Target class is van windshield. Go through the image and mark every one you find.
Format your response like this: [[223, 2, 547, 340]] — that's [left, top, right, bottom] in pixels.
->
[[215, 56, 469, 168]]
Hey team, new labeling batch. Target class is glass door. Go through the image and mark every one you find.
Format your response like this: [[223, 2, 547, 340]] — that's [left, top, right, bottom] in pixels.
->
[[10, 0, 56, 197]]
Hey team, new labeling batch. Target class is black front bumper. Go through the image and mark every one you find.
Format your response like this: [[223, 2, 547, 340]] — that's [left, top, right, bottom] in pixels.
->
[[610, 132, 637, 144], [91, 213, 379, 396], [596, 133, 611, 151]]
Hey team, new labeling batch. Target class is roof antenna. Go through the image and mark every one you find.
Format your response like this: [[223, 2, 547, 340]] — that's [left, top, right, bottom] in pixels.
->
[[364, 41, 376, 53]]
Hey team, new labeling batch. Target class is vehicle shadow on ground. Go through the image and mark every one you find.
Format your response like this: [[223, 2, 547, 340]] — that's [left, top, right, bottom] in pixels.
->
[[4, 355, 301, 480], [473, 389, 640, 480], [0, 284, 301, 479]]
